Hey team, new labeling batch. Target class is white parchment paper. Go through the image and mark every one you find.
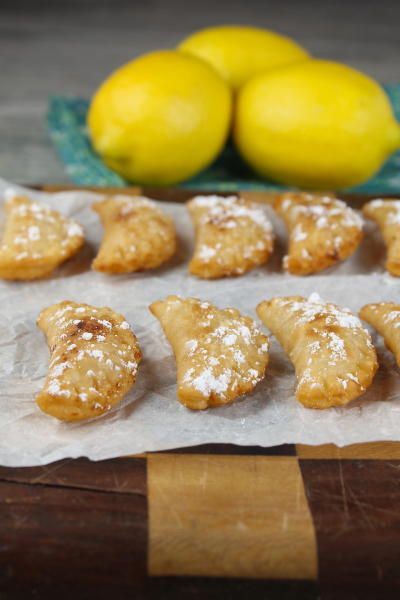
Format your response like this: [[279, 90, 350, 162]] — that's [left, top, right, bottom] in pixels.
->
[[1, 178, 400, 466]]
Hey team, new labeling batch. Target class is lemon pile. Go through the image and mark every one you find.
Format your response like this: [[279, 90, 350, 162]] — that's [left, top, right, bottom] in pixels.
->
[[88, 25, 400, 189]]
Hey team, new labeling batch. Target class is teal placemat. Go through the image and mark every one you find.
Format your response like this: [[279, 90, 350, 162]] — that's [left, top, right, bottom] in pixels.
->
[[47, 85, 400, 193]]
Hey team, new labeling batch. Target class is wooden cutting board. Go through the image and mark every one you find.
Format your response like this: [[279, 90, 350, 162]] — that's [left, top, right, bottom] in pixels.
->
[[1, 186, 399, 599]]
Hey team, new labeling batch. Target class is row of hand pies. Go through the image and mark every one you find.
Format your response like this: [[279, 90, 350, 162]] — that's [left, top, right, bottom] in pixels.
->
[[1, 191, 399, 280], [36, 295, 399, 422]]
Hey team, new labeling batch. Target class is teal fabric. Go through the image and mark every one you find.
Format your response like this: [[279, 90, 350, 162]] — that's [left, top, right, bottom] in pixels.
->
[[47, 85, 400, 193]]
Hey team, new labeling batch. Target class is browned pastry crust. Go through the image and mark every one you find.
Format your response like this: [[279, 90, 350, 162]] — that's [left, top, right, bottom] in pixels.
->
[[363, 199, 400, 276], [257, 294, 378, 409], [92, 195, 177, 274], [150, 295, 270, 409], [36, 301, 142, 421], [274, 192, 363, 275], [0, 194, 84, 280], [360, 301, 400, 366], [187, 195, 274, 279]]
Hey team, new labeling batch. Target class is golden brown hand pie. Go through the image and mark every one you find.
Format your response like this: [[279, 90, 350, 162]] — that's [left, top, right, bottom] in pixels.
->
[[257, 294, 377, 409], [149, 295, 270, 409], [187, 195, 274, 279], [360, 301, 400, 366], [363, 199, 400, 276], [37, 301, 142, 421], [92, 195, 176, 274], [0, 194, 84, 280], [274, 192, 363, 275]]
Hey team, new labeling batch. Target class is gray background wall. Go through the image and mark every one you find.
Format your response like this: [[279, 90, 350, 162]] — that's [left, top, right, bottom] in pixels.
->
[[1, 0, 399, 184]]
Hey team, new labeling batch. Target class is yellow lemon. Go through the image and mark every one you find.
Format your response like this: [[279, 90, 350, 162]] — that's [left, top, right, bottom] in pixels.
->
[[88, 50, 232, 185], [178, 25, 308, 91], [234, 60, 400, 188]]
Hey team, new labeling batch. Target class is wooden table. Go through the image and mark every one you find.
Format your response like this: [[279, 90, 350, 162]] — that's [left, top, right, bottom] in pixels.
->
[[2, 442, 400, 599]]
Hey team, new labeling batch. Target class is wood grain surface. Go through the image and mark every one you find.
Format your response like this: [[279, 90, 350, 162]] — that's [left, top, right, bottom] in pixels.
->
[[2, 444, 400, 598], [297, 441, 400, 459], [148, 454, 317, 579]]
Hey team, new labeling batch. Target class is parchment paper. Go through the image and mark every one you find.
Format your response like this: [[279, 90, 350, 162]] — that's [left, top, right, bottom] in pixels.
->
[[1, 178, 400, 467]]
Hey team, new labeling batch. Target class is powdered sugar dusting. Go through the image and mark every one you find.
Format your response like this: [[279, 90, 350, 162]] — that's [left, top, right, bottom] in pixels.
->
[[198, 245, 216, 261], [282, 294, 363, 330], [186, 368, 232, 396]]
